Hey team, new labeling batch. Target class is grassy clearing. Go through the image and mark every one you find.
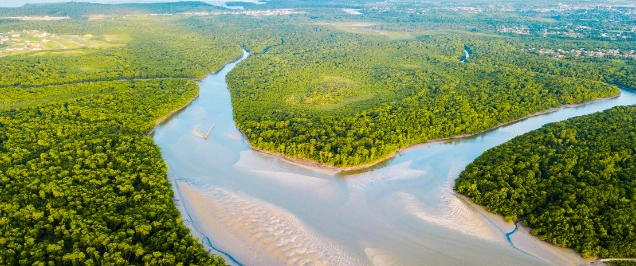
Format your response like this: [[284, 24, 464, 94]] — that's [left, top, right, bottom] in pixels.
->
[[0, 31, 122, 57], [528, 16, 558, 23], [286, 76, 362, 107], [321, 22, 416, 40], [320, 22, 503, 39], [103, 34, 131, 43], [315, 93, 375, 111]]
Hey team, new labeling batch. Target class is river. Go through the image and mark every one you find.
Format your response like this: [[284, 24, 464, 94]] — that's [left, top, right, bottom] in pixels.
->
[[460, 46, 471, 63], [153, 50, 636, 266]]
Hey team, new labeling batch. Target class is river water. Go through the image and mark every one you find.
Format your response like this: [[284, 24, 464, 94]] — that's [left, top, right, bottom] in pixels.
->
[[153, 50, 636, 266]]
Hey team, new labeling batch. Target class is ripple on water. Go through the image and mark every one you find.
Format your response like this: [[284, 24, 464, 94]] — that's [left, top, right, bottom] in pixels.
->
[[398, 162, 502, 242], [346, 161, 425, 190], [178, 182, 364, 266]]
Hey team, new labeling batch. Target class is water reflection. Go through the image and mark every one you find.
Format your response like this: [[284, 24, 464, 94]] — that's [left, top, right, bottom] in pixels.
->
[[154, 51, 636, 265]]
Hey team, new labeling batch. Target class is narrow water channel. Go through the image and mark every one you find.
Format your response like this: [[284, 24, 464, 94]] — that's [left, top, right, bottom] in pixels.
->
[[153, 50, 636, 266]]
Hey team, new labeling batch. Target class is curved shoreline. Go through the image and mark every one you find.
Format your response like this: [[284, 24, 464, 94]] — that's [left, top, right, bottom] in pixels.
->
[[171, 180, 244, 266], [147, 94, 200, 136], [459, 189, 636, 264], [239, 93, 621, 175], [147, 49, 246, 136], [153, 47, 636, 265], [454, 192, 595, 266], [155, 51, 249, 265]]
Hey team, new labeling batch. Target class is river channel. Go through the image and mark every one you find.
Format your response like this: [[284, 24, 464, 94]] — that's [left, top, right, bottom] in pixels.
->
[[153, 50, 636, 266]]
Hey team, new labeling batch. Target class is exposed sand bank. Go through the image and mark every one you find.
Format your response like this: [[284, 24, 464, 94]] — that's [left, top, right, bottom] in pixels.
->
[[234, 149, 341, 176], [399, 192, 502, 242], [345, 160, 424, 190], [455, 193, 597, 266], [178, 182, 363, 266], [342, 9, 363, 15], [363, 247, 400, 266], [398, 162, 502, 242]]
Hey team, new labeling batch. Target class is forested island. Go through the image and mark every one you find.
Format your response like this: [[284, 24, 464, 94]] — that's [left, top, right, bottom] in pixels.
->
[[1, 0, 635, 264], [455, 106, 636, 261], [224, 19, 634, 168]]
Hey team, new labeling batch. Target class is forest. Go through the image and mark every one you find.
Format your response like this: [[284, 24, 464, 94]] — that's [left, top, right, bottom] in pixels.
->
[[0, 2, 223, 19], [1, 0, 635, 264], [215, 14, 632, 167], [0, 18, 242, 88], [0, 5, 241, 265], [0, 80, 227, 265], [455, 106, 636, 259]]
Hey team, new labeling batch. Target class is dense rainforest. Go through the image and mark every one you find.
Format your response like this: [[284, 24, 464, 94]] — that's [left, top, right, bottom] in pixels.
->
[[0, 4, 240, 265], [0, 18, 241, 88], [1, 0, 635, 264], [0, 1, 223, 19], [0, 80, 228, 265], [216, 14, 632, 167], [455, 106, 636, 259]]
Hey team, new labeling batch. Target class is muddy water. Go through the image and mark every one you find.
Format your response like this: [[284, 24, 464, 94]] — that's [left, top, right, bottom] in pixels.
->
[[153, 50, 636, 265]]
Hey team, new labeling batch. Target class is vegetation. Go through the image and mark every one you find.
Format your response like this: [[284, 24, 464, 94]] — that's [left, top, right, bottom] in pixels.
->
[[221, 19, 626, 167], [612, 262, 636, 266], [0, 80, 226, 265], [455, 106, 636, 258], [0, 18, 241, 88], [1, 0, 635, 263], [0, 2, 222, 19], [0, 5, 240, 265]]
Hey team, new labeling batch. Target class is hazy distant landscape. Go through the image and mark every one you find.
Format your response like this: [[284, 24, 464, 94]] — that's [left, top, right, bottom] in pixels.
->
[[0, 0, 634, 265], [0, 0, 261, 7]]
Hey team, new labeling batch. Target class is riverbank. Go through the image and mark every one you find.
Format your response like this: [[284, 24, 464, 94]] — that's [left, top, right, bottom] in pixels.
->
[[153, 45, 636, 265], [209, 51, 247, 76], [147, 50, 247, 136], [147, 94, 200, 136], [177, 181, 361, 266], [239, 137, 394, 175], [455, 192, 596, 266], [240, 92, 621, 175]]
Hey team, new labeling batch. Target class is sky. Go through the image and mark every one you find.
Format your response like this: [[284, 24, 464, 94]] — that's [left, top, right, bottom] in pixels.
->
[[0, 0, 262, 7]]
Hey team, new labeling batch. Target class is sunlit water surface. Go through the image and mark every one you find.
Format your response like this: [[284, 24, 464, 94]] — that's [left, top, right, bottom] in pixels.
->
[[153, 51, 636, 265]]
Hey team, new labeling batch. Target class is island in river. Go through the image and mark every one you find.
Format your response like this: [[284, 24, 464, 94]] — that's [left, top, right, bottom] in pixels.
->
[[153, 48, 636, 265], [2, 1, 636, 265]]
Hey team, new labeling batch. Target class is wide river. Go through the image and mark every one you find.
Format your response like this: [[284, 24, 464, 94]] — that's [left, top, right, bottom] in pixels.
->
[[153, 50, 636, 266]]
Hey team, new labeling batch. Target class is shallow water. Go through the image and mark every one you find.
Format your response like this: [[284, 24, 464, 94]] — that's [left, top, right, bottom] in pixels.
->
[[153, 50, 636, 265]]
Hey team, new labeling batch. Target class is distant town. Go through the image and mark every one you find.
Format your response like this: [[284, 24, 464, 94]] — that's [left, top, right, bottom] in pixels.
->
[[523, 47, 636, 60]]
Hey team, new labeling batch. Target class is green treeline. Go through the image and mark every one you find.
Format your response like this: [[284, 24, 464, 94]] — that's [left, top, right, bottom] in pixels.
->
[[222, 21, 624, 167], [0, 9, 238, 265], [0, 80, 225, 265], [0, 2, 222, 18], [0, 18, 241, 88], [1, 1, 635, 263], [455, 106, 636, 258]]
